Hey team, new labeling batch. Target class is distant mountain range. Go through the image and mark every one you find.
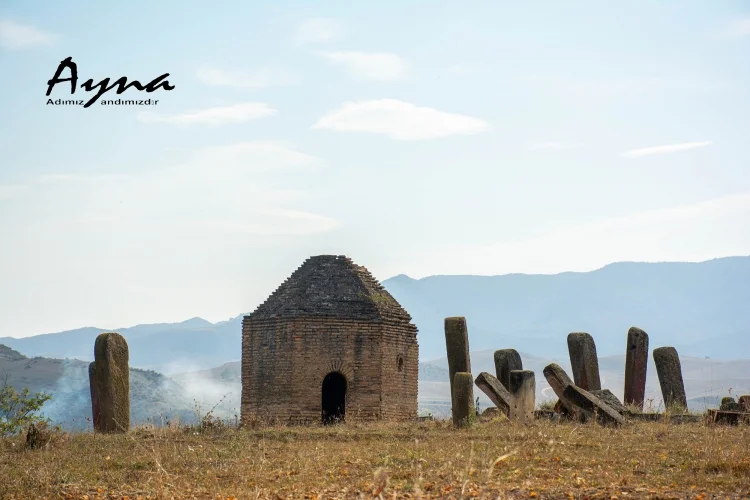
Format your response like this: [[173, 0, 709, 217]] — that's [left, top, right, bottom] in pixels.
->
[[0, 256, 748, 375]]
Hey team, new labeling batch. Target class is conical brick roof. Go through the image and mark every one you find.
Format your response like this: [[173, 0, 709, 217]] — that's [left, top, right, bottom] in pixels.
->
[[246, 255, 412, 322]]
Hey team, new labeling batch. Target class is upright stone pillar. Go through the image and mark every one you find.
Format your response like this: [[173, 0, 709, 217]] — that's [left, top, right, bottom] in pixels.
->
[[738, 395, 750, 412], [445, 317, 472, 421], [93, 332, 130, 433], [653, 346, 687, 410], [623, 327, 649, 410], [567, 332, 601, 391], [494, 349, 522, 391], [509, 370, 535, 422], [88, 361, 101, 431], [452, 372, 475, 428]]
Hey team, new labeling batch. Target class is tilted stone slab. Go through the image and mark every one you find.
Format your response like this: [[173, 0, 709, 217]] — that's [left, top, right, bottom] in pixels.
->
[[474, 372, 511, 416], [653, 346, 687, 409], [623, 326, 649, 410], [493, 349, 522, 391], [590, 389, 628, 415], [562, 384, 626, 426], [567, 332, 601, 391], [542, 363, 576, 414], [93, 332, 130, 433]]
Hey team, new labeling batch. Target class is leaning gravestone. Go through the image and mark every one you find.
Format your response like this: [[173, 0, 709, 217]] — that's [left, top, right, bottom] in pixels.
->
[[493, 349, 522, 391], [452, 372, 475, 428], [509, 370, 535, 422], [475, 372, 512, 416], [567, 332, 601, 391], [88, 362, 101, 431], [542, 363, 576, 414], [445, 317, 472, 421], [653, 346, 687, 410], [92, 332, 130, 433], [562, 385, 625, 426], [623, 326, 649, 410], [591, 389, 628, 415]]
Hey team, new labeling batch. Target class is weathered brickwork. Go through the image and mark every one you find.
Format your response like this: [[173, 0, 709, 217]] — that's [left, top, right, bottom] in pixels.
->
[[241, 255, 419, 425]]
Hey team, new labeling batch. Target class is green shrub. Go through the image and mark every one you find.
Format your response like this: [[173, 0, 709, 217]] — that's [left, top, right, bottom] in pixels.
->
[[0, 377, 52, 438]]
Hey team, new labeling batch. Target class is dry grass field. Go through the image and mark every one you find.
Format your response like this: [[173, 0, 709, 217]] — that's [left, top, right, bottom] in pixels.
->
[[1, 417, 749, 500]]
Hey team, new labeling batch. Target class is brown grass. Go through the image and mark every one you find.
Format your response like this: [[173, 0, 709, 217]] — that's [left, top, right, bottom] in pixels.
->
[[1, 417, 749, 499]]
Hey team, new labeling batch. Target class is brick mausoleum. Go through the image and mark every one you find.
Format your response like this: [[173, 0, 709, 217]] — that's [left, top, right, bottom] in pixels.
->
[[241, 255, 419, 425]]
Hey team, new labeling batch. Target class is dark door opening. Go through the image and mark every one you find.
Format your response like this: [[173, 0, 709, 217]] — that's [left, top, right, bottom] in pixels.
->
[[322, 372, 347, 425]]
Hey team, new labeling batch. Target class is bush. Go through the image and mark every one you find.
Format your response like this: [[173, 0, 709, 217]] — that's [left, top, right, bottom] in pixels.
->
[[0, 376, 52, 438]]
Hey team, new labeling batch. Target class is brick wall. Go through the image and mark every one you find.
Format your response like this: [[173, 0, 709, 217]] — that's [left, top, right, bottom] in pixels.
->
[[241, 316, 418, 425]]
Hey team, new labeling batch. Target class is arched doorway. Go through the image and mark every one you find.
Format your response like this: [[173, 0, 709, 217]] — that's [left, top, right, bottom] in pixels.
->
[[321, 372, 347, 425]]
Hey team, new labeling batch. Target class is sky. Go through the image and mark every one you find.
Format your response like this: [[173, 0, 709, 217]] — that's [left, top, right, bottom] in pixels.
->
[[1, 0, 749, 338]]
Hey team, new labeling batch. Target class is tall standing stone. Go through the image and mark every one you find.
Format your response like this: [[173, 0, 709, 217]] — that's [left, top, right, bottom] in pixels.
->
[[623, 327, 649, 410], [88, 361, 101, 431], [445, 317, 472, 420], [509, 370, 535, 422], [567, 332, 601, 391], [452, 372, 475, 428], [653, 346, 687, 410], [93, 332, 130, 433], [739, 395, 750, 412], [494, 349, 522, 391]]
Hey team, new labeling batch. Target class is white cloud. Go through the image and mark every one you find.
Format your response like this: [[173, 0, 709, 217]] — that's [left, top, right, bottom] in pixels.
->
[[196, 66, 298, 89], [295, 17, 344, 44], [623, 141, 713, 158], [314, 51, 409, 81], [527, 142, 586, 151], [0, 20, 57, 49], [137, 102, 276, 126], [312, 99, 489, 140], [400, 192, 750, 278], [727, 18, 750, 39]]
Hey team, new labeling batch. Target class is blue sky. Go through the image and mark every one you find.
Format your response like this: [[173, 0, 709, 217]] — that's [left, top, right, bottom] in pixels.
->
[[1, 0, 749, 337]]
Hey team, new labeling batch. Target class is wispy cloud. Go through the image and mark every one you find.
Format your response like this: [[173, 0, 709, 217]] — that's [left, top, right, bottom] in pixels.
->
[[527, 142, 586, 151], [187, 141, 323, 174], [312, 99, 489, 141], [623, 141, 713, 158], [0, 20, 57, 49], [196, 66, 298, 89], [727, 18, 750, 39], [448, 64, 488, 76], [314, 51, 409, 81], [404, 192, 750, 278], [28, 142, 337, 237], [0, 185, 26, 200], [295, 17, 344, 44], [137, 102, 276, 126], [519, 75, 730, 98]]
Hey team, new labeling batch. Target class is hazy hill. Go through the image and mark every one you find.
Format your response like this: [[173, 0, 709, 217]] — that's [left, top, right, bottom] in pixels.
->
[[0, 317, 245, 374], [382, 256, 750, 361], [0, 345, 235, 430], [0, 257, 748, 374]]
